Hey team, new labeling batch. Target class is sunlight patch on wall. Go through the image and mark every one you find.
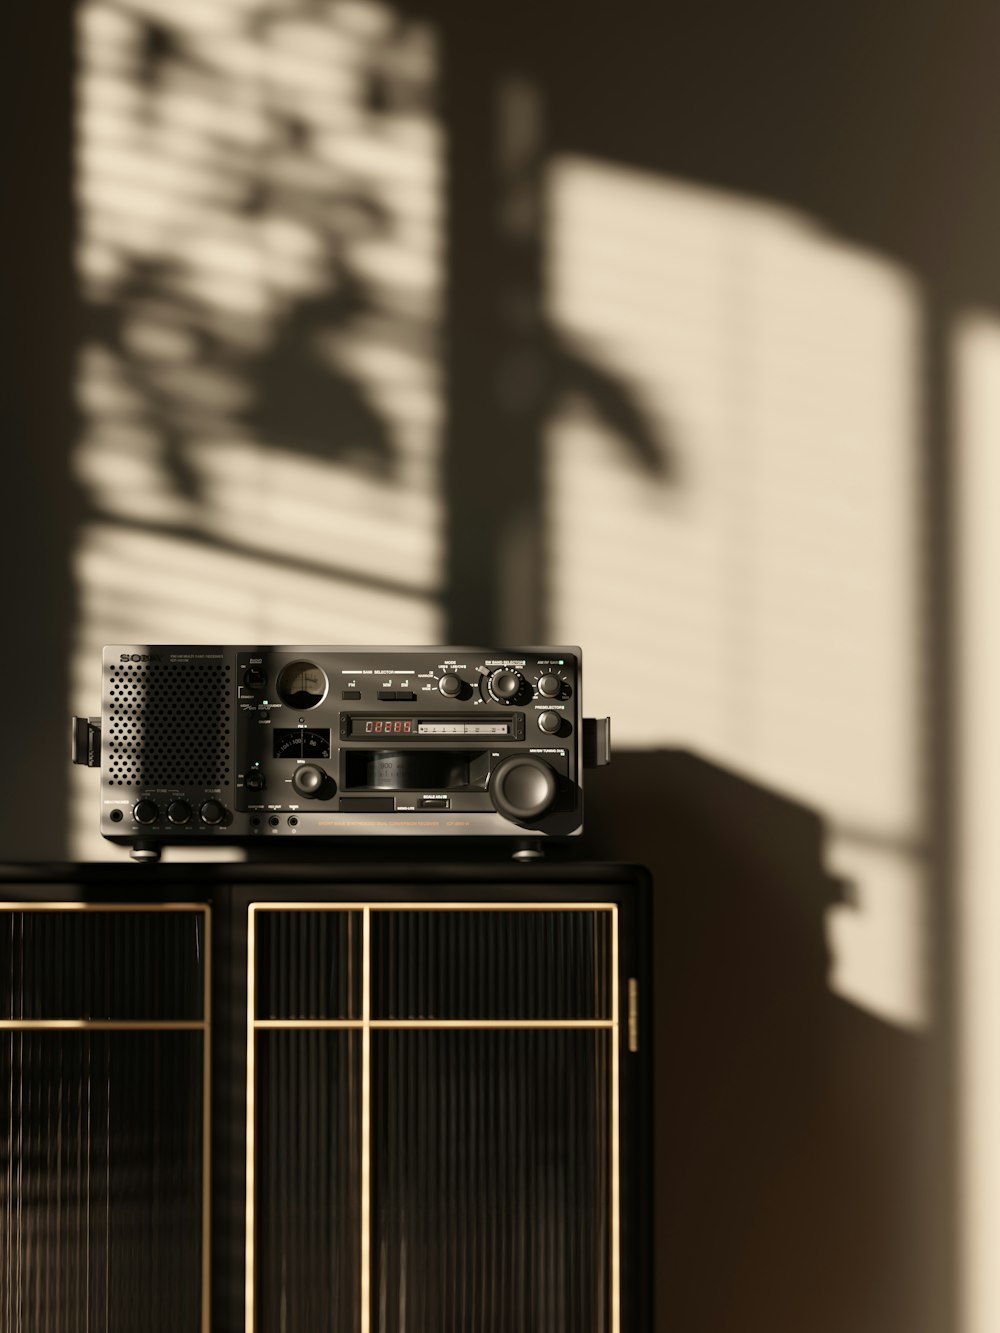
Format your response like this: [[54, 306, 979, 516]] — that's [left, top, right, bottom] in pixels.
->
[[546, 158, 925, 1027], [72, 0, 443, 858], [953, 309, 1000, 1333]]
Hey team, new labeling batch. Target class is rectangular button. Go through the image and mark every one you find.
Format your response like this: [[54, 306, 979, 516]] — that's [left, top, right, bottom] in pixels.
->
[[341, 690, 361, 700], [419, 797, 450, 810], [395, 691, 417, 701], [377, 690, 397, 701]]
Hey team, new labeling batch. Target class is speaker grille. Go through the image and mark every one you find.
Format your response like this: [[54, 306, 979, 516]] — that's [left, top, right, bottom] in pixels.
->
[[105, 661, 232, 788]]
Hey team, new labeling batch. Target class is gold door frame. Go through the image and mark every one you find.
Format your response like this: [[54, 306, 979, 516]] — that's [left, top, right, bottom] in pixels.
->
[[245, 901, 621, 1333], [0, 901, 212, 1333]]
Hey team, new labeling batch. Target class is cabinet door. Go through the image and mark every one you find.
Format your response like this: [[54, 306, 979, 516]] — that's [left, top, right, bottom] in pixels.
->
[[247, 900, 633, 1333], [0, 904, 210, 1333]]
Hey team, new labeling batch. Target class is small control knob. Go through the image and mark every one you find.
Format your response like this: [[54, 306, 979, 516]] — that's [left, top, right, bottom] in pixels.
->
[[486, 668, 526, 704], [245, 769, 265, 791], [200, 799, 226, 826], [537, 710, 562, 735], [489, 755, 558, 824], [292, 764, 331, 799], [167, 799, 192, 825], [133, 799, 158, 825], [438, 672, 463, 698], [537, 673, 562, 698]]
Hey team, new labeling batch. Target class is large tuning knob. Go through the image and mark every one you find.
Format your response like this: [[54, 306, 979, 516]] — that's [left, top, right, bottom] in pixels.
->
[[489, 755, 558, 824], [292, 764, 334, 799]]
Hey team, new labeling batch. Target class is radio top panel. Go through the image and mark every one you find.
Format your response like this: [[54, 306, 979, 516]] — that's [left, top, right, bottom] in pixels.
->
[[73, 646, 610, 860]]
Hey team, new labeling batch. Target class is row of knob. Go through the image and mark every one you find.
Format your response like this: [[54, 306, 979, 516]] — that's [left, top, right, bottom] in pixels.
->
[[131, 798, 227, 826], [243, 664, 568, 704], [439, 669, 567, 704]]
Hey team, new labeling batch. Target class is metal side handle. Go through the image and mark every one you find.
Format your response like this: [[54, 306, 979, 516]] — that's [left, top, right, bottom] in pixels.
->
[[71, 716, 102, 767], [583, 716, 611, 767]]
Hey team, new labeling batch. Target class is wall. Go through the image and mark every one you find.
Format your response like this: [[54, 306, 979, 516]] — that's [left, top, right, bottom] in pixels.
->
[[6, 2, 1000, 1329]]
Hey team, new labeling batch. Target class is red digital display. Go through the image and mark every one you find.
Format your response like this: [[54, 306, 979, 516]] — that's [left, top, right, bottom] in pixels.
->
[[364, 719, 413, 734]]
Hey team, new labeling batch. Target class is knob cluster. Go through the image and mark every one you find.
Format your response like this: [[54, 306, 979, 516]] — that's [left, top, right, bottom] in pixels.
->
[[438, 666, 569, 706], [132, 799, 227, 826]]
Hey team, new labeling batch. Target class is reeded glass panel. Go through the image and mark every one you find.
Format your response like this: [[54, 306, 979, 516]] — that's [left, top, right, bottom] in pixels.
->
[[372, 1029, 612, 1333], [0, 909, 205, 1021], [249, 905, 619, 1333], [254, 1030, 362, 1332], [371, 910, 613, 1020], [254, 910, 361, 1020], [0, 1030, 204, 1333]]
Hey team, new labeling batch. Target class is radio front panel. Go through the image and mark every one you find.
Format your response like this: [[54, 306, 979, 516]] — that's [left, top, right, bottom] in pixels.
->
[[95, 647, 585, 845]]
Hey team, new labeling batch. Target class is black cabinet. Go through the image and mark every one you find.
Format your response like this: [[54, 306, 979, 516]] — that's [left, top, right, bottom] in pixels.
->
[[1, 864, 651, 1333]]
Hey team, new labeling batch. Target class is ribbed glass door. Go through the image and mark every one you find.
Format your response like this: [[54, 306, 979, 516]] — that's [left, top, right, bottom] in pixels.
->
[[247, 903, 619, 1333], [0, 904, 210, 1333], [248, 909, 363, 1332]]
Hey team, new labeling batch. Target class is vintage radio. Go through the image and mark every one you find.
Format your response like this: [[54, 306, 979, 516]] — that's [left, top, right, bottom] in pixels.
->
[[73, 646, 610, 859]]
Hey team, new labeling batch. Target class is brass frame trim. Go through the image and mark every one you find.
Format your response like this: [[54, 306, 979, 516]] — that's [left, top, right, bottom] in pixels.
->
[[611, 907, 621, 1333], [246, 900, 622, 1333], [368, 1018, 613, 1029], [1, 901, 211, 1333], [0, 1020, 207, 1030], [245, 905, 257, 1333], [202, 906, 212, 1333], [252, 1019, 612, 1030], [361, 907, 372, 1333], [253, 1018, 363, 1029], [249, 901, 619, 912], [0, 901, 208, 912], [627, 977, 640, 1053]]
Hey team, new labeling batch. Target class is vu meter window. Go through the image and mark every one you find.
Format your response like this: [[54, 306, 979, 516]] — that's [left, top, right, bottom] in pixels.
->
[[275, 662, 329, 710], [273, 729, 331, 760]]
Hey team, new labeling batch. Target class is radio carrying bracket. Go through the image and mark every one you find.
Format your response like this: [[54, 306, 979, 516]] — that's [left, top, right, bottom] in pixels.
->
[[583, 717, 611, 768], [72, 717, 102, 768]]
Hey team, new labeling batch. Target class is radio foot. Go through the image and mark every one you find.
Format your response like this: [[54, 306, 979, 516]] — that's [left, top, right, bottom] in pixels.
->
[[130, 839, 162, 864], [512, 840, 545, 863]]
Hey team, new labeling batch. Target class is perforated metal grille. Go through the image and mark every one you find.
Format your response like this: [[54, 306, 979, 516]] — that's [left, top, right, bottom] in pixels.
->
[[105, 661, 232, 788]]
